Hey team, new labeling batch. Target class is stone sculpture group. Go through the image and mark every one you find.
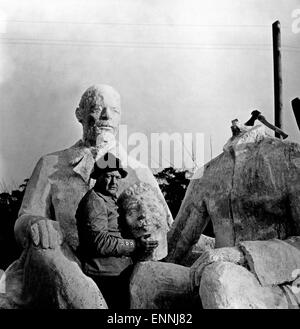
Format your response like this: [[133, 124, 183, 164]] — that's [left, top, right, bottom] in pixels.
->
[[0, 85, 299, 309]]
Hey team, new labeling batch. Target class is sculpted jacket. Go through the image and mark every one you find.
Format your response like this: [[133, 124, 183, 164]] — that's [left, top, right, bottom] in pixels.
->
[[0, 139, 172, 308], [76, 189, 135, 276], [14, 140, 173, 255]]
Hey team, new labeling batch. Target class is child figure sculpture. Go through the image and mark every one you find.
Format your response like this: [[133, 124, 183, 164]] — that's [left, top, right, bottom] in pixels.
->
[[118, 182, 169, 261]]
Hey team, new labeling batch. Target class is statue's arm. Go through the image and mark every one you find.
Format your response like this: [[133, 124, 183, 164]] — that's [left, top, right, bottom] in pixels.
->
[[167, 199, 211, 264], [14, 156, 53, 248], [283, 143, 300, 247], [287, 148, 300, 237]]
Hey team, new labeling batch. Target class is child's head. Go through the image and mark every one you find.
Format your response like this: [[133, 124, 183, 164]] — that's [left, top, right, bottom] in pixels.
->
[[118, 182, 169, 260]]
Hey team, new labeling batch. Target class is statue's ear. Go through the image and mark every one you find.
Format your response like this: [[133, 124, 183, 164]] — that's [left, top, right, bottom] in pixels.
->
[[75, 107, 84, 123]]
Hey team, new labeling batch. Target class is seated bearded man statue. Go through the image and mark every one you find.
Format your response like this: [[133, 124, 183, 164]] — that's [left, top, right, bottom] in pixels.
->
[[0, 84, 173, 309]]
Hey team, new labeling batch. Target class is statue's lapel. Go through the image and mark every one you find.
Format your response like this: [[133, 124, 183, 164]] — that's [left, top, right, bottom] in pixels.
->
[[68, 141, 95, 184], [72, 153, 95, 184], [67, 139, 126, 184]]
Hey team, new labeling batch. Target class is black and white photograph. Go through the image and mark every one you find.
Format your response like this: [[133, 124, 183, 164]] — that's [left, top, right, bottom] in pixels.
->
[[0, 0, 300, 322]]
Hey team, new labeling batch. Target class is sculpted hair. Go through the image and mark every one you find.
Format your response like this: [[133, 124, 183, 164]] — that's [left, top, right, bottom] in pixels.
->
[[118, 182, 168, 232], [78, 85, 120, 110]]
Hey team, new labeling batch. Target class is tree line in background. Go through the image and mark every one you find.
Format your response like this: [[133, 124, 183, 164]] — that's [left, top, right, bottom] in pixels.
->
[[0, 179, 28, 270], [0, 168, 214, 270]]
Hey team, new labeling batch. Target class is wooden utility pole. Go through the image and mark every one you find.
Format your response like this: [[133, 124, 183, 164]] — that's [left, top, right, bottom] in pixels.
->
[[291, 98, 300, 131], [272, 21, 283, 138]]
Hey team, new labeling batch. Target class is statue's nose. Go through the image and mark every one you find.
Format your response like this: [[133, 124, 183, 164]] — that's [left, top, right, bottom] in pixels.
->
[[100, 107, 112, 120]]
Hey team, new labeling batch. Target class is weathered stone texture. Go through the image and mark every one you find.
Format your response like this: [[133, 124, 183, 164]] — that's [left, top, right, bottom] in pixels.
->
[[1, 143, 172, 308], [239, 239, 300, 286], [167, 125, 300, 264], [200, 262, 289, 309], [118, 182, 169, 261], [1, 85, 173, 309], [130, 261, 200, 309], [179, 235, 215, 267], [1, 245, 108, 309]]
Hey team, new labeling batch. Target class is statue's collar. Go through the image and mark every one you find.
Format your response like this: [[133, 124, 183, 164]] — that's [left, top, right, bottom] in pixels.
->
[[67, 139, 120, 183], [68, 140, 92, 166], [66, 141, 93, 184]]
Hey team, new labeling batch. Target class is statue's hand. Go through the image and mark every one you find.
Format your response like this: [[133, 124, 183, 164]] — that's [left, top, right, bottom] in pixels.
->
[[29, 219, 63, 249], [190, 246, 245, 289]]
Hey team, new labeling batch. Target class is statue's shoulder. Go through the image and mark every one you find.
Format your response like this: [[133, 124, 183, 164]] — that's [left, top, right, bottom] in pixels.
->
[[44, 145, 75, 159], [35, 150, 67, 169], [260, 136, 300, 153], [34, 142, 81, 172]]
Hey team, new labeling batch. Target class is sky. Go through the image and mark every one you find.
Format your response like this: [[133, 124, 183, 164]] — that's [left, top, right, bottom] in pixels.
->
[[0, 0, 299, 190]]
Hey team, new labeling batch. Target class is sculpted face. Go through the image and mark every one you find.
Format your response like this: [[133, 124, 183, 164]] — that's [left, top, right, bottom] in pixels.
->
[[123, 195, 165, 238], [124, 200, 151, 237], [76, 85, 121, 147], [118, 183, 169, 260]]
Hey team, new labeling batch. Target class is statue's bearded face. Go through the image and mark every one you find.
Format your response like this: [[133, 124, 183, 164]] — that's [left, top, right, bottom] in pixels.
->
[[77, 85, 121, 146]]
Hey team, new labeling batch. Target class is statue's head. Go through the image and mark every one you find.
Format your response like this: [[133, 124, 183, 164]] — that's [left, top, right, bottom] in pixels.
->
[[118, 182, 169, 260], [76, 84, 121, 146]]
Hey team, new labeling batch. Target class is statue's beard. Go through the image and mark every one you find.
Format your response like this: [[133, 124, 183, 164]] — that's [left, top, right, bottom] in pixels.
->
[[83, 125, 117, 148]]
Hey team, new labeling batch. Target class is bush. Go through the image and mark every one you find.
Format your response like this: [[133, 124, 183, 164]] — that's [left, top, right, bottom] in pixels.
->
[[154, 167, 214, 237], [0, 179, 28, 269]]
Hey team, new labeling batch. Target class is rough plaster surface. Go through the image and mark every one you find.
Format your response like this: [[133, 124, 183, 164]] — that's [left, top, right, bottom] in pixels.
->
[[0, 142, 172, 309]]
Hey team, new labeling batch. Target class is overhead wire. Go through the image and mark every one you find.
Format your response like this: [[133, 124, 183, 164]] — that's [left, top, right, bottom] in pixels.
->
[[0, 19, 284, 29], [0, 19, 295, 51], [1, 37, 299, 53], [0, 37, 277, 50]]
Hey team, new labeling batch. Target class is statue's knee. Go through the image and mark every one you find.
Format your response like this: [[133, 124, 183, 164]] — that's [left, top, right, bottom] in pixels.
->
[[199, 262, 228, 307], [26, 245, 69, 274], [200, 261, 241, 292], [199, 261, 263, 309], [130, 261, 195, 309]]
